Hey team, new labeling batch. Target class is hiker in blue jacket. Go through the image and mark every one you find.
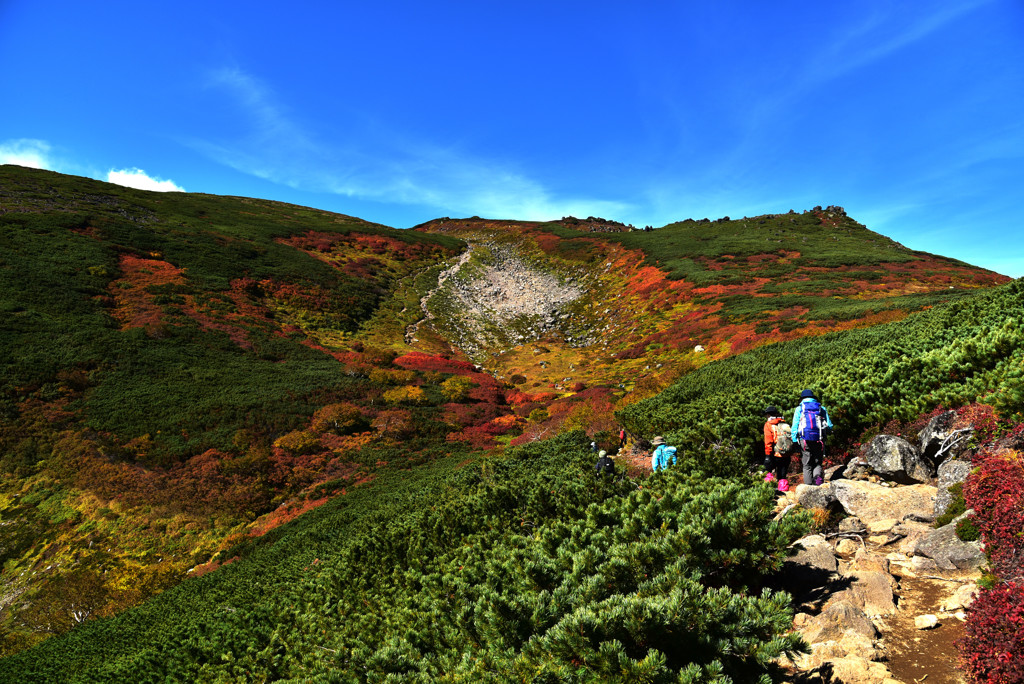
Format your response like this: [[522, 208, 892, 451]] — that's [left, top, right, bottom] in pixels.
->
[[791, 389, 833, 486], [650, 436, 676, 472]]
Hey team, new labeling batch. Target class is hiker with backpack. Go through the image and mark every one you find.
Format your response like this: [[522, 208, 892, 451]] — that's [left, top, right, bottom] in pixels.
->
[[791, 389, 834, 486], [651, 436, 677, 472], [762, 406, 793, 491], [594, 449, 616, 476]]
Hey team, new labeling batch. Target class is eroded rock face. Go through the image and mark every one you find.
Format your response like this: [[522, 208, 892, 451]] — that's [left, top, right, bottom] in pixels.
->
[[783, 535, 840, 609], [839, 570, 898, 616], [864, 434, 934, 484], [829, 656, 901, 684], [830, 480, 937, 523]]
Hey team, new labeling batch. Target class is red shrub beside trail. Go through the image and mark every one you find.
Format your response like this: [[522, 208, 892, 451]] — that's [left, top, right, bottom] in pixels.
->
[[963, 449, 1024, 582], [959, 582, 1024, 684]]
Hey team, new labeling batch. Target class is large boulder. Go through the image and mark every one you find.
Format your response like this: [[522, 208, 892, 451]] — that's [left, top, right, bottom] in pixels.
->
[[934, 458, 973, 517], [864, 434, 934, 484], [913, 514, 985, 571], [917, 410, 957, 463], [918, 410, 972, 465], [782, 535, 839, 607], [796, 482, 838, 511], [801, 599, 878, 644], [840, 570, 897, 616], [892, 519, 937, 555], [831, 480, 937, 524]]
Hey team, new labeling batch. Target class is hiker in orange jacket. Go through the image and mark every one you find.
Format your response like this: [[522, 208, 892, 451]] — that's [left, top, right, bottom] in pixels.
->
[[762, 406, 790, 491]]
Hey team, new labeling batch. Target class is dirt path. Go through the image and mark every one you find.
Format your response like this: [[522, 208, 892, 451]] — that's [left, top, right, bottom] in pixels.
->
[[883, 575, 969, 684]]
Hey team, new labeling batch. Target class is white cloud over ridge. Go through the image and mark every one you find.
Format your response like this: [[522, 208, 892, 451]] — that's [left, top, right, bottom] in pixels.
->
[[0, 138, 54, 169], [107, 168, 185, 192]]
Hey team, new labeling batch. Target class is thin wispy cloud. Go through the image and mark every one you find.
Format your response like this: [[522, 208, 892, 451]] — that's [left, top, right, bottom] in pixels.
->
[[107, 168, 185, 192], [194, 67, 631, 222], [802, 1, 994, 90], [0, 138, 55, 169]]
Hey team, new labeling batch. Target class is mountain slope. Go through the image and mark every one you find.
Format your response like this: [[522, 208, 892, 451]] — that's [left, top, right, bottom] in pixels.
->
[[413, 213, 1005, 410], [4, 280, 1024, 682], [0, 165, 1011, 660]]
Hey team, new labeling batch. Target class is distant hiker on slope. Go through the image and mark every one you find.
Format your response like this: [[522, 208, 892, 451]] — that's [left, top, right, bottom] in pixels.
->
[[792, 389, 834, 486], [651, 436, 677, 472], [762, 406, 793, 491]]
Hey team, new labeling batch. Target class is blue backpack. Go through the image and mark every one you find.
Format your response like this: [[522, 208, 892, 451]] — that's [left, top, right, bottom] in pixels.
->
[[800, 401, 824, 441], [654, 445, 677, 471]]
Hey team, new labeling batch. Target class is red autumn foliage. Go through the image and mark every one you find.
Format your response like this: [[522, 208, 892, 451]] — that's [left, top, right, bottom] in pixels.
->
[[394, 352, 475, 375], [109, 255, 186, 331], [441, 402, 504, 429], [959, 582, 1024, 684], [963, 449, 1024, 582], [447, 415, 522, 449]]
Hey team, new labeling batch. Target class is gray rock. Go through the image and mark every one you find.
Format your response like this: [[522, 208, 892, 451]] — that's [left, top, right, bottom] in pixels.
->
[[913, 514, 985, 570], [839, 516, 865, 534], [935, 459, 972, 517], [831, 480, 937, 524], [864, 434, 935, 484], [917, 411, 957, 463], [796, 483, 838, 511], [843, 457, 872, 481], [825, 463, 845, 482]]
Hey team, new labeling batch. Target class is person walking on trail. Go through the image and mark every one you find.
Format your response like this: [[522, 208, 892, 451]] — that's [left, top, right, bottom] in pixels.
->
[[791, 389, 833, 486], [618, 428, 627, 448], [762, 406, 792, 491], [594, 449, 616, 476], [651, 436, 676, 472]]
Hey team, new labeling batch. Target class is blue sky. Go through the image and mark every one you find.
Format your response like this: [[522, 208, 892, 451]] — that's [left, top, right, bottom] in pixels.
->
[[2, 1, 1023, 276]]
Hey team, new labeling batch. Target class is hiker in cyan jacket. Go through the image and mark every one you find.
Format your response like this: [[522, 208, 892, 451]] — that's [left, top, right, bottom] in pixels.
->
[[791, 389, 833, 486], [650, 436, 676, 472]]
